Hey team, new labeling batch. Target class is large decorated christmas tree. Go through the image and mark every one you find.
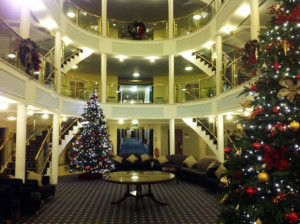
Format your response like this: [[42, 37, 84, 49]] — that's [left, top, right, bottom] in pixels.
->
[[218, 1, 300, 224], [68, 90, 114, 174]]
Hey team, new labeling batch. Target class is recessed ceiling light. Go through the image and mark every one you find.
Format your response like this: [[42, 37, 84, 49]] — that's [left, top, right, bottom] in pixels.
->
[[67, 12, 76, 18], [27, 110, 34, 115], [0, 103, 8, 110], [226, 115, 233, 120], [133, 72, 140, 77], [132, 120, 139, 125], [185, 66, 193, 71], [236, 5, 250, 17], [41, 20, 57, 30], [42, 113, 49, 119], [193, 15, 201, 20], [119, 119, 124, 124], [62, 116, 67, 121], [181, 88, 187, 91], [7, 116, 17, 121], [223, 26, 235, 34], [203, 41, 215, 49], [62, 37, 72, 45], [8, 53, 16, 58], [146, 56, 158, 63], [72, 65, 78, 69], [116, 55, 127, 62]]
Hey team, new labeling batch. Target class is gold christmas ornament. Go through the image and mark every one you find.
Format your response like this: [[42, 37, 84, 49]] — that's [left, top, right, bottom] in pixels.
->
[[277, 79, 300, 103], [258, 171, 270, 183], [240, 98, 251, 111], [236, 124, 243, 131], [89, 148, 93, 151], [220, 193, 229, 204], [256, 218, 263, 224], [289, 120, 300, 131]]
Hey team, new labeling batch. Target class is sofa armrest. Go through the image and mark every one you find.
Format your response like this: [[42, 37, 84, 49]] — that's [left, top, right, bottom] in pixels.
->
[[24, 179, 39, 190], [206, 167, 219, 179]]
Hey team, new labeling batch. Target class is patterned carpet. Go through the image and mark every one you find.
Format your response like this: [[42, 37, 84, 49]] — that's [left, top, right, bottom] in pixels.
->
[[19, 174, 219, 224], [119, 138, 148, 154]]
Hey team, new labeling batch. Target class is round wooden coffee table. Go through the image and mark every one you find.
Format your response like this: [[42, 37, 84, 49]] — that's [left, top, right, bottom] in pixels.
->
[[105, 171, 175, 210]]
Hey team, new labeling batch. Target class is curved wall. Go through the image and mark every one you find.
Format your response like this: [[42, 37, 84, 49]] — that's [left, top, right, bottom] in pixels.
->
[[0, 59, 246, 119], [37, 0, 248, 56]]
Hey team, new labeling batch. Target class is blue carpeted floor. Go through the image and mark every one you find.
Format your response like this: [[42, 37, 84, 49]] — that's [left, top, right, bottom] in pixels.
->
[[119, 138, 148, 154], [18, 174, 219, 224]]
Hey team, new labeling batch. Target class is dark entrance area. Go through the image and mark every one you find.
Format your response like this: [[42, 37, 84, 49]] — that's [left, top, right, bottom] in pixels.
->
[[117, 129, 153, 155]]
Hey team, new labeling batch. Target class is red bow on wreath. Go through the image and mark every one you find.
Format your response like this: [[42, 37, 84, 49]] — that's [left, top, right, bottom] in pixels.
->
[[262, 144, 290, 170]]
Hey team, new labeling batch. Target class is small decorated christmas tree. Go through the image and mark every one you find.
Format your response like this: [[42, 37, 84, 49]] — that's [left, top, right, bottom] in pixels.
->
[[68, 90, 114, 176], [218, 1, 300, 224]]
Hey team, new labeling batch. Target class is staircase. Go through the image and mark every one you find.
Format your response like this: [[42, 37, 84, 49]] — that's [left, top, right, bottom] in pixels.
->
[[61, 48, 93, 73], [183, 118, 218, 158], [181, 51, 216, 77], [4, 130, 51, 175], [58, 118, 81, 156]]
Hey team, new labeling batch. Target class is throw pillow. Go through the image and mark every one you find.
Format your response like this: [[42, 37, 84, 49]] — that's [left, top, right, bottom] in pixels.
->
[[27, 171, 43, 186], [8, 175, 15, 179], [215, 164, 227, 179], [157, 156, 168, 164], [207, 161, 221, 171], [112, 155, 123, 164], [126, 154, 138, 163], [141, 154, 150, 162], [183, 155, 197, 168]]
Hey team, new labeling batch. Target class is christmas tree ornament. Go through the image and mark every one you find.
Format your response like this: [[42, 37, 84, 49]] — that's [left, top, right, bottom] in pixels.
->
[[224, 147, 231, 155], [236, 124, 243, 131], [256, 218, 262, 224], [289, 120, 300, 131], [273, 107, 279, 113], [285, 211, 299, 224], [277, 79, 300, 103], [258, 171, 270, 183], [253, 142, 261, 150], [251, 85, 257, 91], [274, 61, 279, 70], [251, 71, 256, 76], [247, 187, 255, 196], [297, 74, 300, 80]]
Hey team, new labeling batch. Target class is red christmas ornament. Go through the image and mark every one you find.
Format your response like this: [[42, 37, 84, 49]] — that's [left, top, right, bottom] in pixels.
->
[[253, 142, 261, 150], [251, 85, 257, 91], [224, 147, 231, 155], [85, 166, 89, 170], [251, 71, 256, 76], [273, 107, 279, 113], [297, 74, 300, 80], [247, 187, 255, 196], [274, 61, 279, 71], [265, 44, 271, 50], [285, 211, 299, 224]]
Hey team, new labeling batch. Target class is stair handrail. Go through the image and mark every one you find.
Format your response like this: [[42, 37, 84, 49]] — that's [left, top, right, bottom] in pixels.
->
[[0, 153, 14, 173], [35, 126, 53, 161], [26, 124, 51, 144], [62, 48, 83, 64], [43, 46, 56, 58], [195, 53, 216, 69], [40, 151, 52, 175], [224, 129, 238, 151], [0, 132, 15, 152], [60, 118, 79, 138], [197, 119, 218, 141], [220, 56, 244, 87]]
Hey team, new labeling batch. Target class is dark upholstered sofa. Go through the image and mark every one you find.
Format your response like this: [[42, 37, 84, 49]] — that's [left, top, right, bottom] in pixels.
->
[[152, 154, 187, 170], [112, 153, 153, 171]]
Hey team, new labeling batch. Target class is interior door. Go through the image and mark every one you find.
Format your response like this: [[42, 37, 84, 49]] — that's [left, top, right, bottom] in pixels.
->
[[175, 129, 183, 155]]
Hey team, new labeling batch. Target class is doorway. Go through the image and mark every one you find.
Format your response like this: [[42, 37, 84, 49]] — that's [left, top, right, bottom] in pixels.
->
[[168, 129, 183, 155]]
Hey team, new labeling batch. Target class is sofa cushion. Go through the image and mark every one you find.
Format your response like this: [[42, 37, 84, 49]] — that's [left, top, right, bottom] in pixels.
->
[[166, 154, 187, 165], [27, 171, 43, 186], [207, 161, 221, 171], [157, 156, 168, 164], [141, 154, 151, 162], [112, 155, 123, 163], [215, 164, 227, 179], [183, 156, 197, 168], [195, 158, 217, 171], [126, 154, 138, 163]]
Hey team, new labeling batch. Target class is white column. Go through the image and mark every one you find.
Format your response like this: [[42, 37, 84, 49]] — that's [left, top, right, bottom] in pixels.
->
[[250, 0, 260, 40], [101, 53, 107, 103], [216, 35, 222, 96], [217, 114, 224, 163], [169, 55, 174, 104], [50, 113, 59, 184], [20, 3, 30, 38], [15, 104, 27, 182], [55, 31, 62, 94], [169, 119, 175, 155], [214, 0, 220, 13], [101, 0, 107, 36], [168, 0, 174, 38]]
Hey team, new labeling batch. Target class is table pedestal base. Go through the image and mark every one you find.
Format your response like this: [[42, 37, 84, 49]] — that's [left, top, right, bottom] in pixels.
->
[[111, 184, 167, 210]]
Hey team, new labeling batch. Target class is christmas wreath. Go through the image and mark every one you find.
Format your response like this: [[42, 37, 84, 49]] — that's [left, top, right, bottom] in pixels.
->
[[128, 21, 146, 40], [242, 39, 259, 68], [18, 38, 41, 75]]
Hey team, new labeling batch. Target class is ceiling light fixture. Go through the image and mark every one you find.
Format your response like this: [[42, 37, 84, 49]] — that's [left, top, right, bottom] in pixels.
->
[[8, 53, 16, 58], [133, 72, 140, 77], [27, 110, 34, 115], [119, 119, 124, 124], [116, 55, 127, 62], [72, 65, 78, 69], [236, 5, 250, 17], [41, 19, 57, 30], [185, 66, 193, 71], [146, 56, 158, 63], [62, 37, 72, 45], [226, 115, 233, 120], [0, 103, 8, 110], [67, 12, 76, 18], [223, 26, 235, 34], [193, 15, 201, 20], [62, 116, 67, 121], [203, 41, 215, 49], [132, 120, 139, 125], [7, 116, 17, 121], [131, 86, 137, 92], [42, 113, 49, 119]]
